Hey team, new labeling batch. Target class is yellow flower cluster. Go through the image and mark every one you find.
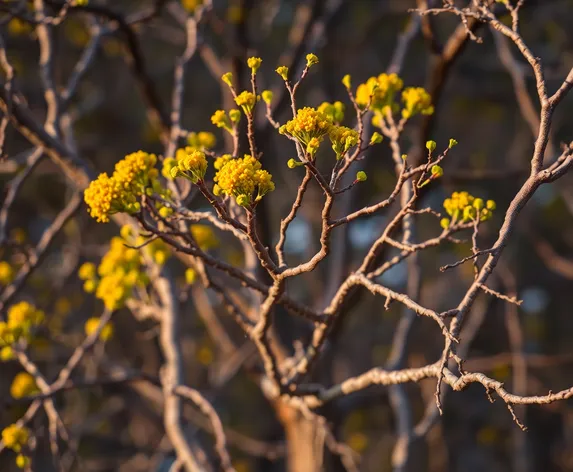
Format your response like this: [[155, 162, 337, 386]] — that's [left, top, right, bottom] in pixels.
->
[[165, 147, 208, 183], [441, 191, 497, 228], [211, 109, 231, 131], [0, 301, 45, 361], [235, 91, 257, 114], [318, 101, 345, 124], [329, 126, 359, 159], [0, 261, 14, 284], [356, 73, 404, 113], [79, 226, 170, 311], [190, 224, 219, 251], [280, 107, 333, 147], [84, 151, 158, 222], [187, 131, 216, 151], [2, 424, 29, 453], [401, 87, 434, 119], [85, 317, 114, 342], [213, 155, 274, 206], [10, 372, 39, 399]]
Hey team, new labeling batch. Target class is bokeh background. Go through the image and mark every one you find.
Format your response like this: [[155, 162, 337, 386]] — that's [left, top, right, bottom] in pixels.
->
[[2, 0, 573, 471]]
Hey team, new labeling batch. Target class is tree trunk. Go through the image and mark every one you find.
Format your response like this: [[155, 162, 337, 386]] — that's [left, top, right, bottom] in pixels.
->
[[276, 400, 324, 472]]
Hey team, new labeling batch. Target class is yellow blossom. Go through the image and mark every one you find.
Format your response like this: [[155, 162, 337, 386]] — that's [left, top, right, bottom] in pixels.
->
[[190, 224, 219, 250], [1, 424, 29, 453], [247, 56, 262, 73], [401, 87, 434, 119], [85, 317, 114, 341], [174, 147, 208, 183], [235, 91, 257, 114], [10, 372, 39, 399], [443, 191, 496, 223], [211, 110, 231, 131], [0, 261, 14, 285], [214, 155, 275, 206], [306, 53, 319, 67], [329, 126, 359, 159], [280, 107, 332, 147], [276, 66, 289, 81], [187, 131, 216, 150], [355, 73, 403, 113], [318, 101, 345, 123]]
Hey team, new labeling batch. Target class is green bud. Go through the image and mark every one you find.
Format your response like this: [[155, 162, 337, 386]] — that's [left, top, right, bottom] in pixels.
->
[[342, 74, 351, 89], [486, 200, 496, 210], [473, 198, 484, 210], [440, 218, 450, 230], [448, 138, 458, 148], [229, 109, 241, 123], [431, 165, 443, 178], [261, 90, 273, 105], [370, 132, 383, 145], [287, 158, 303, 169], [356, 171, 367, 182], [426, 140, 437, 152]]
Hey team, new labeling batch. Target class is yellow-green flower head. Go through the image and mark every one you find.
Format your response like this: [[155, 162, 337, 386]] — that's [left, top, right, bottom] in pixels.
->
[[211, 110, 231, 130], [342, 74, 352, 89], [276, 66, 289, 81], [370, 131, 383, 145], [443, 191, 496, 223], [221, 72, 233, 87], [96, 271, 128, 311], [306, 53, 319, 67], [281, 107, 333, 147], [187, 131, 216, 150], [247, 56, 262, 73], [1, 424, 29, 453], [401, 87, 434, 119], [162, 157, 179, 180], [356, 171, 367, 182], [174, 147, 208, 183], [214, 154, 275, 205], [306, 137, 321, 156], [318, 101, 345, 123], [190, 224, 219, 251], [235, 91, 257, 114], [10, 372, 39, 399], [356, 73, 403, 112], [85, 317, 114, 342], [329, 125, 359, 159], [0, 261, 14, 285], [229, 109, 241, 123], [262, 90, 273, 105]]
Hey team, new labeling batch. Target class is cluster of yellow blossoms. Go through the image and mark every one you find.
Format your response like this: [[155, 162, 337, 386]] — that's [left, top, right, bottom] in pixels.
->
[[213, 155, 275, 207], [0, 301, 45, 361], [164, 147, 208, 183], [1, 424, 30, 468], [280, 107, 332, 147], [84, 151, 158, 222], [85, 317, 114, 342], [318, 101, 345, 124], [78, 226, 170, 311], [187, 131, 216, 151], [10, 372, 39, 399], [211, 109, 241, 133], [441, 191, 497, 228], [354, 73, 433, 119], [329, 126, 359, 159]]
